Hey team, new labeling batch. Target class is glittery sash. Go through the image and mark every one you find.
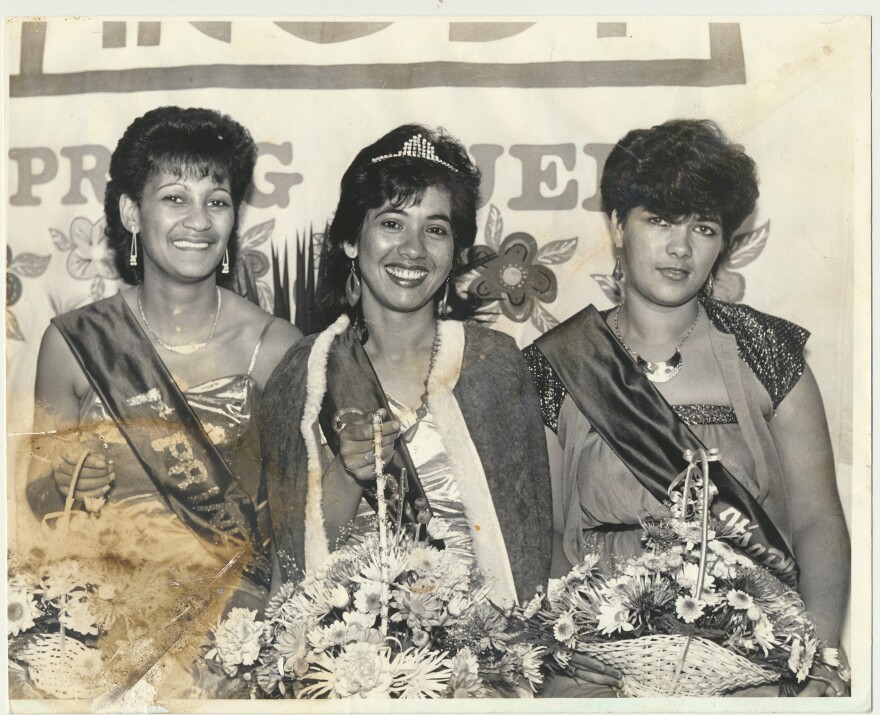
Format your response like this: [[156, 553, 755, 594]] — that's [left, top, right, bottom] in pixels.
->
[[52, 294, 265, 581], [533, 304, 800, 588]]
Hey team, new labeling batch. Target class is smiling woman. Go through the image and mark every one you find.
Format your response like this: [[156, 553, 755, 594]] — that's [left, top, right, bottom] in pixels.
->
[[260, 126, 553, 655], [22, 106, 302, 700]]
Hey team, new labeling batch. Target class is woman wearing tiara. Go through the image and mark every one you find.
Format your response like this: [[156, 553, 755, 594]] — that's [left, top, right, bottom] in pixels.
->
[[260, 124, 554, 615]]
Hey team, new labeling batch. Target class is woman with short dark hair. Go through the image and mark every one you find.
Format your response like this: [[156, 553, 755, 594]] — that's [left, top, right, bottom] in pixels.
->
[[525, 118, 849, 697], [26, 105, 301, 697]]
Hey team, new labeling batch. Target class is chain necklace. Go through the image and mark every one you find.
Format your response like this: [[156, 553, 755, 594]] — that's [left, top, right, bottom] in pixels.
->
[[613, 304, 701, 383], [137, 286, 222, 355], [384, 321, 442, 443]]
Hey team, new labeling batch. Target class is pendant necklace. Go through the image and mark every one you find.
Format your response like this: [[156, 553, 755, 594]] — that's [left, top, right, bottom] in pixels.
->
[[384, 322, 442, 443], [613, 304, 701, 383], [137, 286, 222, 355]]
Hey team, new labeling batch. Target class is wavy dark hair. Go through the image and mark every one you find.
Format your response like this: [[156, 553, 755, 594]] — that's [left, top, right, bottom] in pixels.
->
[[600, 118, 759, 264], [104, 106, 258, 285], [317, 124, 482, 333]]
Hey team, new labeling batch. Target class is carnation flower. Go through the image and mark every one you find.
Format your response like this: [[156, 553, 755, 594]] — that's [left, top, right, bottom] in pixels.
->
[[327, 584, 351, 610], [553, 612, 576, 643], [449, 647, 479, 679], [213, 608, 265, 672], [597, 601, 634, 635], [522, 590, 544, 619], [303, 642, 393, 698], [7, 588, 39, 636], [446, 595, 468, 618], [342, 610, 376, 630], [675, 596, 705, 624]]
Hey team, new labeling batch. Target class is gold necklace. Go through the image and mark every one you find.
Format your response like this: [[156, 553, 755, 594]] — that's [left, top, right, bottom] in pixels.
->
[[613, 304, 701, 383], [137, 286, 222, 355]]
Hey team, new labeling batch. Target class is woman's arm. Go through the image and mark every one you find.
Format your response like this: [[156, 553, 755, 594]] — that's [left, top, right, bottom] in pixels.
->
[[768, 363, 850, 694], [27, 325, 115, 516]]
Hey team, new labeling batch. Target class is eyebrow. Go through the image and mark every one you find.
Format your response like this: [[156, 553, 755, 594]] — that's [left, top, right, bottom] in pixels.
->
[[376, 207, 452, 223], [154, 181, 231, 193]]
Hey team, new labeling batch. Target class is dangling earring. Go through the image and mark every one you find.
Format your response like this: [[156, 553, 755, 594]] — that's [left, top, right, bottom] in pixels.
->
[[612, 256, 623, 282], [129, 230, 139, 267], [438, 279, 451, 318], [703, 273, 715, 298], [221, 249, 230, 274], [346, 260, 362, 307]]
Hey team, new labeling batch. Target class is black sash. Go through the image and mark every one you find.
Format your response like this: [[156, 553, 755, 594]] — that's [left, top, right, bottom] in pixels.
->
[[317, 328, 432, 529], [534, 305, 799, 588], [52, 295, 264, 571]]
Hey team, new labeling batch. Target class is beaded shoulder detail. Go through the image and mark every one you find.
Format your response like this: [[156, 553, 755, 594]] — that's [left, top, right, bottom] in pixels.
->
[[702, 298, 809, 409], [522, 344, 567, 434], [673, 404, 737, 425]]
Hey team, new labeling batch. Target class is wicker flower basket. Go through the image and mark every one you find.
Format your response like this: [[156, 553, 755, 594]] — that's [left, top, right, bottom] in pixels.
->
[[579, 449, 782, 697], [580, 634, 778, 697]]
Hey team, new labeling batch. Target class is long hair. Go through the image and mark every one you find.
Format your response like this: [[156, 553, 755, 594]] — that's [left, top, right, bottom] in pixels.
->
[[317, 124, 482, 333], [600, 118, 759, 263], [104, 106, 258, 286]]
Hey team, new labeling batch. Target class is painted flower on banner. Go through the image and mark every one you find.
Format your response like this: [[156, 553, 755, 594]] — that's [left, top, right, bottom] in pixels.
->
[[7, 245, 51, 341], [592, 221, 771, 305], [234, 219, 274, 312], [50, 215, 118, 305], [466, 205, 575, 331]]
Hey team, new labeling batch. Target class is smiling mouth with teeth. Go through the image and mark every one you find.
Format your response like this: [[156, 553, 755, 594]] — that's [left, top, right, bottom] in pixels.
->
[[385, 266, 429, 281], [172, 240, 213, 250]]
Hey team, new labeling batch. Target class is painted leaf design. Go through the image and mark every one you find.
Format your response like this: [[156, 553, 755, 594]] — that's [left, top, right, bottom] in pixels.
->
[[257, 281, 274, 314], [240, 220, 275, 250], [10, 253, 51, 277], [726, 220, 770, 269], [531, 303, 560, 333], [49, 229, 74, 252], [484, 205, 503, 252], [535, 237, 578, 265], [6, 309, 25, 341], [591, 273, 622, 305], [91, 277, 105, 303]]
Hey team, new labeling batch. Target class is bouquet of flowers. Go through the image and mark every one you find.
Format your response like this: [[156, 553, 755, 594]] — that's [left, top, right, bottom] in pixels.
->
[[517, 448, 848, 697], [205, 412, 545, 699], [8, 495, 230, 700]]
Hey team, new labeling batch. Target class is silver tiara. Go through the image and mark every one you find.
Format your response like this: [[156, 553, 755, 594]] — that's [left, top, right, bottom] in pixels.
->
[[371, 134, 459, 173]]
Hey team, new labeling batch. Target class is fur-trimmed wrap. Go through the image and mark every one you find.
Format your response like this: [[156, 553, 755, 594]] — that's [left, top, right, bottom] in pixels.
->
[[259, 318, 552, 603]]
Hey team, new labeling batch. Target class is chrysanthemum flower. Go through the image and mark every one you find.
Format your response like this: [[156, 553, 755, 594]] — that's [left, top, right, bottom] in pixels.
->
[[301, 642, 394, 698], [752, 616, 778, 655], [354, 582, 385, 615], [59, 593, 100, 636], [7, 588, 39, 636], [675, 596, 705, 623], [394, 648, 451, 698], [391, 590, 445, 630], [553, 612, 576, 643], [597, 601, 634, 635], [513, 643, 546, 691], [408, 546, 441, 574], [726, 589, 754, 610]]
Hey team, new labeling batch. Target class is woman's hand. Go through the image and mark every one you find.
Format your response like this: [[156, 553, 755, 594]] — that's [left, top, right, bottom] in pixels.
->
[[52, 440, 115, 500], [541, 653, 623, 697], [336, 408, 400, 482]]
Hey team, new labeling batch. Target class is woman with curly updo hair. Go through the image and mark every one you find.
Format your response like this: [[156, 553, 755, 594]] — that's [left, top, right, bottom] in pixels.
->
[[26, 106, 301, 698], [260, 125, 552, 635], [525, 119, 849, 696]]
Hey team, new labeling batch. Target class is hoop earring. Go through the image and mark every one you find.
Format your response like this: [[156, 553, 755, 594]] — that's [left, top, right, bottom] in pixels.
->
[[612, 256, 623, 283], [703, 273, 715, 298], [221, 249, 230, 274], [346, 260, 362, 307], [438, 279, 451, 317], [129, 231, 139, 267]]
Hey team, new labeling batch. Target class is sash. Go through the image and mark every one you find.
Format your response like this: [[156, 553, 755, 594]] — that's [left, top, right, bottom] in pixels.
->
[[317, 328, 432, 530], [534, 305, 799, 588], [52, 295, 266, 581]]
